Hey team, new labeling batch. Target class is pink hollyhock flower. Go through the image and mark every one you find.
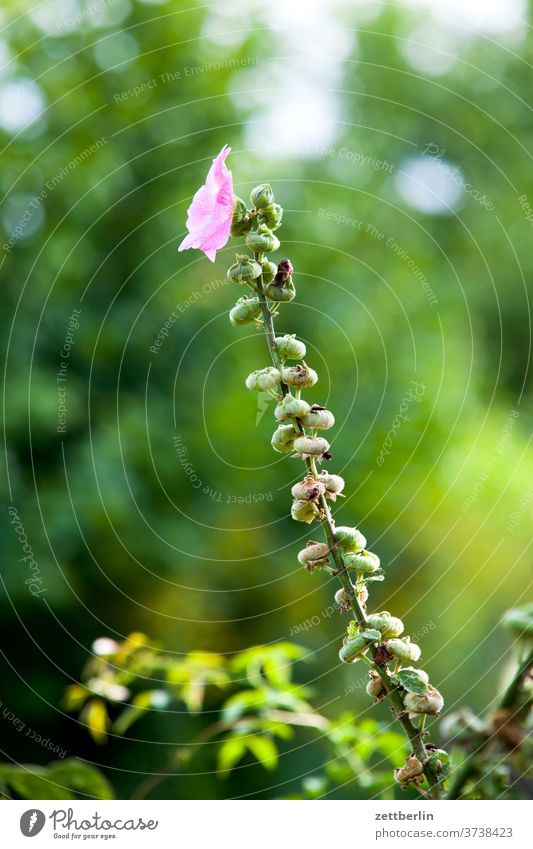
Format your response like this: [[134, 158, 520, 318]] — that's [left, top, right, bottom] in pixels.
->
[[178, 145, 234, 262]]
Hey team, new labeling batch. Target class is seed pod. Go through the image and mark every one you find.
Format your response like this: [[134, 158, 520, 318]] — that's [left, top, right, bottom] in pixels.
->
[[275, 334, 306, 360], [366, 670, 387, 700], [291, 475, 326, 501], [259, 202, 283, 230], [245, 367, 281, 392], [335, 526, 367, 552], [358, 583, 369, 607], [250, 183, 274, 209], [246, 224, 280, 253], [394, 756, 425, 788], [384, 638, 421, 662], [298, 541, 330, 569], [276, 258, 293, 281], [404, 685, 444, 716], [230, 196, 253, 237], [301, 407, 335, 430], [271, 424, 298, 453], [281, 364, 318, 388], [229, 297, 261, 326], [317, 472, 345, 501], [440, 709, 487, 743], [274, 394, 310, 422], [292, 435, 330, 460], [265, 279, 296, 302], [344, 550, 380, 574], [291, 499, 319, 524], [334, 587, 354, 611], [339, 634, 368, 664], [366, 612, 404, 640], [227, 254, 262, 284], [261, 258, 278, 284]]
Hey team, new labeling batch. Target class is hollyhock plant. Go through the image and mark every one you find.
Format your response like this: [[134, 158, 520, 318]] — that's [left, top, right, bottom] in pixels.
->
[[178, 145, 234, 262]]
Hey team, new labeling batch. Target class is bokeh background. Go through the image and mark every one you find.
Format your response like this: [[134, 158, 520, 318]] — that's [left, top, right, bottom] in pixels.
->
[[1, 0, 532, 799]]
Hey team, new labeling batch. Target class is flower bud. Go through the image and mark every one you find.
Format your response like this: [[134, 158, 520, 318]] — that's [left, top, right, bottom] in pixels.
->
[[275, 334, 306, 360], [366, 612, 404, 639], [317, 472, 345, 501], [298, 540, 330, 569], [501, 604, 533, 637], [274, 393, 310, 422], [384, 638, 421, 663], [291, 499, 319, 524], [292, 435, 330, 460], [230, 196, 253, 237], [281, 364, 318, 388], [250, 183, 274, 210], [335, 526, 367, 552], [245, 367, 281, 392], [343, 550, 380, 574], [291, 474, 326, 501], [259, 202, 283, 230], [246, 224, 280, 253], [404, 685, 444, 716], [261, 259, 278, 283], [229, 297, 261, 326], [227, 254, 262, 284], [271, 424, 298, 453], [339, 634, 368, 664], [301, 406, 335, 430], [394, 756, 424, 789], [277, 258, 293, 281], [265, 279, 296, 302], [366, 670, 387, 700], [334, 587, 352, 611]]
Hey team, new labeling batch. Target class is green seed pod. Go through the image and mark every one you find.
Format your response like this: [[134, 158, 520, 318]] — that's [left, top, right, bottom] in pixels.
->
[[384, 638, 421, 663], [301, 407, 335, 430], [335, 526, 367, 552], [298, 541, 330, 568], [366, 611, 404, 640], [259, 202, 283, 230], [246, 224, 280, 253], [275, 334, 306, 360], [271, 424, 298, 453], [265, 279, 296, 302], [261, 259, 278, 284], [404, 685, 444, 716], [274, 393, 310, 422], [281, 364, 318, 388], [245, 367, 281, 392], [291, 474, 326, 501], [250, 183, 274, 210], [293, 435, 330, 458], [339, 635, 368, 664], [366, 670, 387, 700], [227, 253, 262, 284], [501, 604, 533, 637], [334, 587, 352, 611], [318, 472, 345, 501], [229, 297, 261, 326], [343, 550, 380, 574], [230, 196, 253, 237], [291, 499, 319, 524]]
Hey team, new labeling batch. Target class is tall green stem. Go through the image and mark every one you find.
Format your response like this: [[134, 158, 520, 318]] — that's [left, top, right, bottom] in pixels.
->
[[254, 256, 443, 798]]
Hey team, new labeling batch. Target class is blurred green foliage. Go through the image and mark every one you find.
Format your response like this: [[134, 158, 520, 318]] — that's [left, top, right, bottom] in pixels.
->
[[1, 0, 532, 798]]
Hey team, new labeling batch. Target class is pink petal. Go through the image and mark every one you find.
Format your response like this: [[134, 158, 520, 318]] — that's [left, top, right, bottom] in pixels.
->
[[178, 145, 234, 262]]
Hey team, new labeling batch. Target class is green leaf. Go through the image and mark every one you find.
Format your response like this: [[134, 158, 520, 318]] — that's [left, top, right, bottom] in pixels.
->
[[245, 735, 278, 771], [0, 766, 73, 800], [217, 738, 247, 776], [83, 699, 109, 744], [395, 668, 429, 696], [221, 688, 267, 723], [49, 759, 114, 800]]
